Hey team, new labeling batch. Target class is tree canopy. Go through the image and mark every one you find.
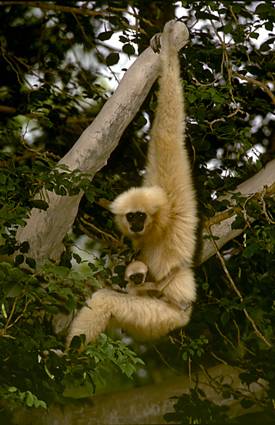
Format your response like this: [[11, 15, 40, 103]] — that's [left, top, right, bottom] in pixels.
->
[[0, 1, 274, 423]]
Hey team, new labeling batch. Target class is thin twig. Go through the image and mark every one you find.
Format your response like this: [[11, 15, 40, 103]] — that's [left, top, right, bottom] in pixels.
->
[[207, 7, 236, 104], [215, 323, 236, 349], [0, 105, 16, 114], [211, 351, 228, 365], [206, 107, 244, 131], [78, 214, 124, 247], [204, 182, 275, 231], [234, 72, 275, 105], [259, 187, 275, 224]]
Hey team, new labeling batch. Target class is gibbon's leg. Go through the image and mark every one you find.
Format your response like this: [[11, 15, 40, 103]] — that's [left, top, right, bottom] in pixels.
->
[[161, 267, 196, 308], [67, 288, 192, 345], [66, 291, 112, 346]]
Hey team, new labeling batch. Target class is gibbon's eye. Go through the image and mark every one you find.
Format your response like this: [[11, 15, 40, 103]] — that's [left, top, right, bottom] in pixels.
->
[[129, 272, 146, 285], [126, 211, 147, 233]]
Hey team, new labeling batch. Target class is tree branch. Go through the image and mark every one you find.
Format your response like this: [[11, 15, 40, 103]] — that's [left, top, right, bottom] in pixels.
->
[[201, 158, 275, 263], [0, 1, 112, 18]]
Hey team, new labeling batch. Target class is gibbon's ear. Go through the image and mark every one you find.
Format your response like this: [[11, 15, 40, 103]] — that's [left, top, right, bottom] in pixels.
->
[[109, 186, 168, 216]]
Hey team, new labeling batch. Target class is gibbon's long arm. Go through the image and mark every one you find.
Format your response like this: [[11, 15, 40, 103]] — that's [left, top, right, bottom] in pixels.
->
[[143, 23, 197, 270], [67, 21, 197, 347]]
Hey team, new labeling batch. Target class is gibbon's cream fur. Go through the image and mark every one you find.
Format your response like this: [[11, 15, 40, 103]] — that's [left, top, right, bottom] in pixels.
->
[[67, 20, 197, 346]]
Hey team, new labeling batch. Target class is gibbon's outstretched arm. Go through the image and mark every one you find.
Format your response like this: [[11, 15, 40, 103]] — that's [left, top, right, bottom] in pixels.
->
[[67, 21, 197, 347], [143, 23, 197, 272]]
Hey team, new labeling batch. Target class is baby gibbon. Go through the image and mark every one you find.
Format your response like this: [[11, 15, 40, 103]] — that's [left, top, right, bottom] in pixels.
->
[[67, 20, 197, 346], [125, 260, 193, 311], [124, 260, 149, 287], [124, 260, 161, 297]]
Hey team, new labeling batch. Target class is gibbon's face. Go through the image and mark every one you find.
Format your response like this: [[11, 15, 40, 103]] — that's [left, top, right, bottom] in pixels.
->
[[128, 271, 146, 285], [110, 186, 167, 238], [126, 211, 147, 234], [116, 209, 154, 238], [125, 260, 148, 285]]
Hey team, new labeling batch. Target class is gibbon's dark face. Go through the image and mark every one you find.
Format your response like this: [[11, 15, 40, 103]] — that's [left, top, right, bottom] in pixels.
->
[[129, 272, 146, 285], [126, 211, 147, 233]]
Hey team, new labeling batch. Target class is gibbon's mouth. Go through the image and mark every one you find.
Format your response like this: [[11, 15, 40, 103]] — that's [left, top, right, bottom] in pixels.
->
[[130, 225, 144, 233], [129, 228, 144, 237]]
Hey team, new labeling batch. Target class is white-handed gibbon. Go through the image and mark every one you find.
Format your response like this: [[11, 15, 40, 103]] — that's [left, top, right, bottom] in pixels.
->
[[67, 20, 197, 346]]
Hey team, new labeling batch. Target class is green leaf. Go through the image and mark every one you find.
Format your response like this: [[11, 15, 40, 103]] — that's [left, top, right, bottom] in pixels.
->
[[98, 30, 113, 41], [106, 52, 120, 66], [19, 241, 30, 253], [72, 253, 82, 264], [8, 386, 17, 393], [7, 284, 23, 297], [26, 257, 36, 269], [25, 391, 34, 407], [231, 215, 246, 230], [122, 43, 135, 56], [14, 254, 24, 266]]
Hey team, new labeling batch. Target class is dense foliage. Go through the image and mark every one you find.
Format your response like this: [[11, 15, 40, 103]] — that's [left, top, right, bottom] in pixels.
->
[[0, 1, 274, 422]]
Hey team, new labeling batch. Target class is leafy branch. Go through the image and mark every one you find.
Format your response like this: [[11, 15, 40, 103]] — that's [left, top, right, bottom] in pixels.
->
[[209, 228, 272, 348]]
